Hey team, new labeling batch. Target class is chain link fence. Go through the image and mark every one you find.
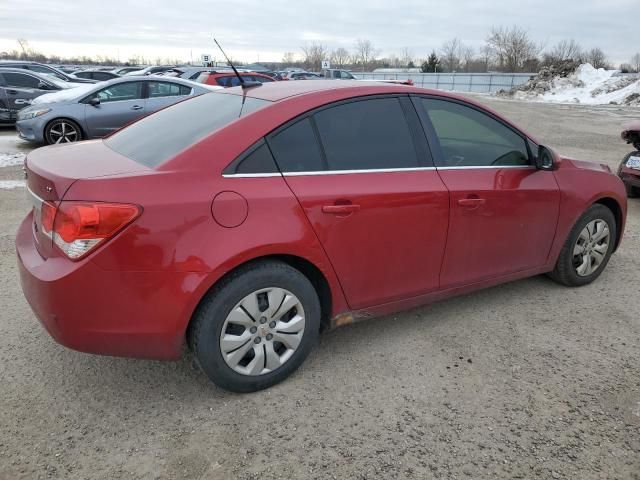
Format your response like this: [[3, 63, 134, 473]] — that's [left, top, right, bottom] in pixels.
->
[[353, 72, 534, 93]]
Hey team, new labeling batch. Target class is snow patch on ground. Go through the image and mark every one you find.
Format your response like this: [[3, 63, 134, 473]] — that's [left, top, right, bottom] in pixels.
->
[[0, 180, 25, 189], [510, 64, 640, 105], [0, 152, 26, 168]]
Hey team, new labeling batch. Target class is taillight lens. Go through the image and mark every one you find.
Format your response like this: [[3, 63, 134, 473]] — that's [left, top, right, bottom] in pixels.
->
[[41, 201, 140, 260]]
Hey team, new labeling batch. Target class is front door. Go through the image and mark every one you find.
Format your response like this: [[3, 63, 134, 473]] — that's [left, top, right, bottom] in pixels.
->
[[0, 72, 49, 120], [267, 96, 450, 310], [413, 96, 560, 288], [84, 81, 146, 138]]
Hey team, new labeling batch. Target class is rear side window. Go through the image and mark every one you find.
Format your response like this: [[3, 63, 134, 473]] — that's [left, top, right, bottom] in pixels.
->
[[2, 72, 41, 88], [313, 98, 419, 171], [268, 118, 325, 173], [224, 140, 279, 175], [418, 98, 529, 167], [105, 92, 270, 167], [148, 81, 191, 97]]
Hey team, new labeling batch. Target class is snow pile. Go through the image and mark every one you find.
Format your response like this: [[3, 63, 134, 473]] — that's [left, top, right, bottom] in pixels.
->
[[0, 180, 25, 189], [31, 83, 95, 105], [0, 152, 25, 168], [507, 64, 640, 105]]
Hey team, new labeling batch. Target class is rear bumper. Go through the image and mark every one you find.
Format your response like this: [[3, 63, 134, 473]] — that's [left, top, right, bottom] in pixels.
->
[[16, 213, 202, 360], [619, 169, 640, 188]]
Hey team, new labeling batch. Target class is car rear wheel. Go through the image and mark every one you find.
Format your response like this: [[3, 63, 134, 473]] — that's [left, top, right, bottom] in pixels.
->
[[45, 119, 82, 145], [189, 260, 321, 392], [549, 204, 616, 287]]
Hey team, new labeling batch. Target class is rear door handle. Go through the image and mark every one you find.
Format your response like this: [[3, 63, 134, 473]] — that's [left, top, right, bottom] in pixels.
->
[[457, 197, 486, 207], [6, 89, 18, 95], [131, 105, 143, 110], [322, 204, 360, 215]]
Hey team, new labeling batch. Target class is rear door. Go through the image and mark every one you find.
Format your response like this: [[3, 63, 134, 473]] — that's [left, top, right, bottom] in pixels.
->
[[267, 96, 450, 310], [84, 81, 145, 137], [413, 96, 560, 288], [145, 80, 192, 113]]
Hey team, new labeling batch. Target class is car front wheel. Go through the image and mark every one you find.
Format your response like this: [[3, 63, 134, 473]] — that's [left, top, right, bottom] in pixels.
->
[[189, 260, 321, 392], [549, 204, 616, 287], [44, 119, 82, 145]]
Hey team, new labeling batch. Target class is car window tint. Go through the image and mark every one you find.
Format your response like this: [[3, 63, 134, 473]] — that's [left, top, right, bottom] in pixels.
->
[[93, 72, 113, 81], [26, 65, 66, 81], [216, 76, 240, 87], [2, 72, 41, 89], [227, 141, 279, 174], [313, 97, 419, 171], [148, 81, 191, 97], [419, 98, 529, 167], [96, 82, 143, 103], [105, 92, 269, 168], [268, 118, 325, 173]]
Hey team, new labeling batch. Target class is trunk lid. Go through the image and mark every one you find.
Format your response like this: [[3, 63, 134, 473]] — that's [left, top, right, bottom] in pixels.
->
[[25, 140, 150, 258]]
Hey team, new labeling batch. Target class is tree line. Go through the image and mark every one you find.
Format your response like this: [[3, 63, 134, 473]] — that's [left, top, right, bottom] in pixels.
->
[[288, 26, 639, 74]]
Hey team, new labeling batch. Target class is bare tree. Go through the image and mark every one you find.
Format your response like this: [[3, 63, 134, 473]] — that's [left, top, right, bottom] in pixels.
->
[[486, 26, 541, 72], [632, 53, 640, 73], [460, 45, 475, 72], [584, 48, 608, 69], [543, 39, 583, 65], [330, 47, 350, 68], [440, 38, 461, 72], [301, 43, 327, 71], [479, 44, 493, 72], [282, 52, 296, 65], [400, 47, 413, 68], [354, 39, 379, 71]]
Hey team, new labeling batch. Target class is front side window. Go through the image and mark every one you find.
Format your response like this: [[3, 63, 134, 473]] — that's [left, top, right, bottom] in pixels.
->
[[148, 81, 191, 98], [419, 98, 529, 167], [2, 72, 41, 89], [26, 65, 67, 81], [95, 82, 143, 103], [313, 97, 419, 171]]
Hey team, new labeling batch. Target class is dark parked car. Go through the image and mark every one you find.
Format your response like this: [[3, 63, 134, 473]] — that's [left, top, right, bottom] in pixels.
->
[[72, 70, 120, 82], [619, 121, 640, 197], [0, 61, 96, 83], [0, 68, 76, 124], [17, 81, 627, 392], [15, 76, 219, 143]]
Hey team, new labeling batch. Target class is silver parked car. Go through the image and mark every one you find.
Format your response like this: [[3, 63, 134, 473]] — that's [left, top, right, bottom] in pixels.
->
[[15, 76, 219, 144]]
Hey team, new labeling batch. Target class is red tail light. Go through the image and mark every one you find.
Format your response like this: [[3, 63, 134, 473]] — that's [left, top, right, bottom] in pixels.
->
[[39, 201, 140, 260]]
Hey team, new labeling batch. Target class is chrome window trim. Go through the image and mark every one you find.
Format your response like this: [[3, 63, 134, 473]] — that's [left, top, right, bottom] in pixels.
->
[[222, 165, 537, 178]]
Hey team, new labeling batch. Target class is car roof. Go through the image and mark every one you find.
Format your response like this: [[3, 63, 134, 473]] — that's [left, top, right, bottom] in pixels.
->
[[221, 80, 421, 102], [0, 67, 52, 78]]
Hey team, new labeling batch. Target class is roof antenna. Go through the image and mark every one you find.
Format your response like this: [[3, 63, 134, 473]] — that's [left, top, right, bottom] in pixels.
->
[[213, 38, 261, 89]]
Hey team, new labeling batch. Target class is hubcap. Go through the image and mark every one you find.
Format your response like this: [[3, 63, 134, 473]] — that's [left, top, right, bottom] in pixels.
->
[[219, 287, 305, 376], [49, 122, 79, 144], [572, 219, 610, 277]]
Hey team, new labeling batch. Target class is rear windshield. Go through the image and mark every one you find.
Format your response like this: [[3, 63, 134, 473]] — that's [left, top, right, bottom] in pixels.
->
[[105, 92, 270, 167]]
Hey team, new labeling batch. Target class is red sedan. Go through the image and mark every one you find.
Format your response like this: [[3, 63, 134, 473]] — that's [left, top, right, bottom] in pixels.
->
[[17, 81, 627, 392]]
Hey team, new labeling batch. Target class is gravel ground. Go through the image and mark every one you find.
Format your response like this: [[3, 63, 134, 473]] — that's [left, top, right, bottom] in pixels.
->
[[0, 97, 639, 480]]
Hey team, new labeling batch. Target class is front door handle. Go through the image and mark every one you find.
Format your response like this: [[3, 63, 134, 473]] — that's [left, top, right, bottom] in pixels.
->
[[6, 89, 18, 95], [131, 105, 143, 110], [457, 197, 486, 208], [322, 204, 360, 215]]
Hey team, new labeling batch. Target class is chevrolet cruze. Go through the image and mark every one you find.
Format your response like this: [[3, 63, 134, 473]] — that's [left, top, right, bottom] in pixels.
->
[[16, 80, 627, 392]]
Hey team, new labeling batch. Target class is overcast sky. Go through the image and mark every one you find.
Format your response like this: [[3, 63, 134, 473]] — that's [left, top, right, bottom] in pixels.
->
[[0, 0, 636, 65]]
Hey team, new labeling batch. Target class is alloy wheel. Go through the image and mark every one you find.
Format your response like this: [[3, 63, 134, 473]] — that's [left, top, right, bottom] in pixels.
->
[[48, 121, 80, 144], [572, 219, 610, 277], [219, 287, 306, 376]]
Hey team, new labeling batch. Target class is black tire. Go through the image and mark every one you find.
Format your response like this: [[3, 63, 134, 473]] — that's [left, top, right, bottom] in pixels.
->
[[189, 260, 321, 392], [44, 118, 83, 145], [549, 204, 616, 287]]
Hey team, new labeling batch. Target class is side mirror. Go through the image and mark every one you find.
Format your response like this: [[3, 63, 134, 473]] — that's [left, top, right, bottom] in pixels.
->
[[37, 82, 50, 90], [89, 97, 100, 107], [536, 145, 559, 171]]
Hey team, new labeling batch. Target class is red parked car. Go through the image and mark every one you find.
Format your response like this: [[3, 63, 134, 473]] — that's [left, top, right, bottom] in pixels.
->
[[619, 121, 640, 197], [17, 81, 627, 392], [196, 71, 275, 87]]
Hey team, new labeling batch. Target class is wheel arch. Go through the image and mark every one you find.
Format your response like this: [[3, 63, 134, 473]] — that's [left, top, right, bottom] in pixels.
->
[[185, 253, 335, 349], [593, 196, 624, 251]]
